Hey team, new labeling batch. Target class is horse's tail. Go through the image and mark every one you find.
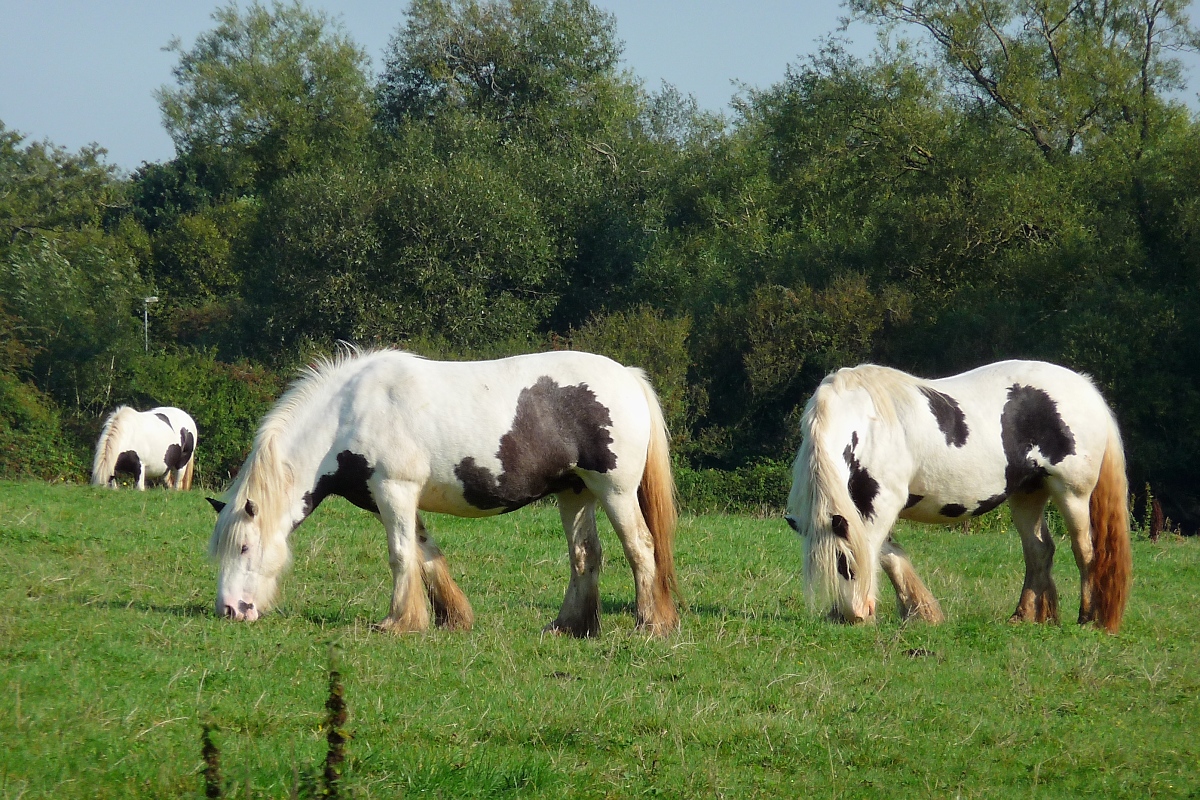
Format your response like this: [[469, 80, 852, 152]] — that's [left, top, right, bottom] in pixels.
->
[[91, 406, 130, 486], [179, 449, 196, 490], [630, 368, 680, 624], [1089, 411, 1131, 634]]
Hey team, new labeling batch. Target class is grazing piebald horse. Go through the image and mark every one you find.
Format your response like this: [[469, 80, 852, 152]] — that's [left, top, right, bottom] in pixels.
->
[[208, 348, 679, 637], [785, 360, 1131, 633], [91, 405, 197, 490]]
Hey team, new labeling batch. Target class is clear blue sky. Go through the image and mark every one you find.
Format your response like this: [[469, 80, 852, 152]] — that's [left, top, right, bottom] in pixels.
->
[[0, 1, 1196, 173]]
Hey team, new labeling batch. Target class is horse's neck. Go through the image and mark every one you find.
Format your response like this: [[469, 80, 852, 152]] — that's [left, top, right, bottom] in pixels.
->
[[269, 396, 344, 497]]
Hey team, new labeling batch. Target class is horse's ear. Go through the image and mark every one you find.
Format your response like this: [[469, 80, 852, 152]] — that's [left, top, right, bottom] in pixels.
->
[[206, 497, 227, 514], [245, 499, 258, 518]]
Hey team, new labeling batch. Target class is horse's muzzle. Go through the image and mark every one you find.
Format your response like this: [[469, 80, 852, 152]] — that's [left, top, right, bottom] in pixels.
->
[[220, 600, 258, 621]]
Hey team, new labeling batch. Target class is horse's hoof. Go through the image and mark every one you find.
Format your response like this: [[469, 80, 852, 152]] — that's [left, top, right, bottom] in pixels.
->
[[902, 602, 945, 624], [543, 620, 600, 638]]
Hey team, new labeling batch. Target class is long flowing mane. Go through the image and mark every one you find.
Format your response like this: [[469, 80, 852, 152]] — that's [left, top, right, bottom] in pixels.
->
[[210, 346, 389, 559], [91, 405, 137, 485]]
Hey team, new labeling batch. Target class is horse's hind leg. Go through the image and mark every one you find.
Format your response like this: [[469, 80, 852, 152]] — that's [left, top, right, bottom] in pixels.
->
[[546, 489, 602, 638], [880, 539, 944, 623], [374, 480, 430, 634], [598, 490, 677, 637], [416, 514, 474, 631], [1009, 491, 1059, 624], [1056, 493, 1097, 626]]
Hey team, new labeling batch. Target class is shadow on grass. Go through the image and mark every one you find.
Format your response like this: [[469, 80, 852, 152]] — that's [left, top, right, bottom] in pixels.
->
[[530, 597, 810, 625], [85, 597, 212, 617]]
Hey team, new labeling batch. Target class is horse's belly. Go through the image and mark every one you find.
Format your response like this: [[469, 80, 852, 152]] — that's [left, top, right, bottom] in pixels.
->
[[902, 462, 1008, 523], [417, 483, 504, 517]]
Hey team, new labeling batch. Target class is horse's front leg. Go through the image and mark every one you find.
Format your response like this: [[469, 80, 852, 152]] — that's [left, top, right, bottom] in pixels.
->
[[416, 515, 473, 631], [880, 538, 944, 623], [135, 464, 146, 491], [374, 480, 430, 634]]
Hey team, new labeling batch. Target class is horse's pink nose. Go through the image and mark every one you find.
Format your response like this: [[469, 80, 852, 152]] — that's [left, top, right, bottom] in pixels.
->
[[219, 601, 256, 620]]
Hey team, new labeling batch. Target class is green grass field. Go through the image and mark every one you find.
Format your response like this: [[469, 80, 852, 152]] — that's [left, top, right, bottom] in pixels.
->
[[1, 481, 1197, 798]]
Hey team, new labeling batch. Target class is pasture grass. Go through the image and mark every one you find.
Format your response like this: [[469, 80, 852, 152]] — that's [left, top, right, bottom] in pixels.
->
[[0, 481, 1197, 798]]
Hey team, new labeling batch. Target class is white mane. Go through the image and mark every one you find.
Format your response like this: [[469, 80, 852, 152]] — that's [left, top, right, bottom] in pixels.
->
[[824, 363, 923, 426], [91, 405, 138, 485]]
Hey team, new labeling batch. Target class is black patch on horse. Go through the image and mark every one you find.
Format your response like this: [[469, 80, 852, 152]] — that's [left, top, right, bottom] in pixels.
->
[[831, 514, 849, 539], [113, 450, 141, 477], [918, 386, 969, 447], [972, 493, 1007, 516], [904, 493, 924, 510], [842, 440, 879, 521], [155, 412, 172, 428], [836, 551, 855, 581], [303, 450, 379, 515], [1001, 384, 1076, 494], [164, 427, 195, 471], [939, 503, 967, 518], [456, 377, 616, 512]]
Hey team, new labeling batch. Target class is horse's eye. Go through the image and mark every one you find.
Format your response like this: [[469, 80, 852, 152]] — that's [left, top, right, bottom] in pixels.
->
[[240, 544, 250, 555]]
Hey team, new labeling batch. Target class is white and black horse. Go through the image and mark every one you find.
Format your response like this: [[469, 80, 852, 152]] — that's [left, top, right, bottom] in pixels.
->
[[208, 348, 679, 638], [785, 360, 1131, 633], [91, 406, 197, 490]]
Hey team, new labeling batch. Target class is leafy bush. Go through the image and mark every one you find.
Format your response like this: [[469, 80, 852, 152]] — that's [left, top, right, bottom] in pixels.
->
[[559, 306, 697, 454], [675, 459, 791, 515], [0, 372, 84, 480]]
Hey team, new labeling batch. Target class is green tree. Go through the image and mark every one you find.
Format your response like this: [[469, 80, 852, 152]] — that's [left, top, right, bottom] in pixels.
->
[[0, 124, 145, 411], [378, 0, 624, 137], [850, 0, 1200, 157], [158, 1, 374, 194]]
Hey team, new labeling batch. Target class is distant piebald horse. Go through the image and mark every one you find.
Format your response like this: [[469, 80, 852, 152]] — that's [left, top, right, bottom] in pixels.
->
[[785, 360, 1131, 633], [91, 405, 197, 490], [208, 348, 679, 638]]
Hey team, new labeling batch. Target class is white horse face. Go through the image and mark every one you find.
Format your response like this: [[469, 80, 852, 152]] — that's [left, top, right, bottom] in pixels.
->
[[210, 498, 290, 621], [786, 456, 879, 623]]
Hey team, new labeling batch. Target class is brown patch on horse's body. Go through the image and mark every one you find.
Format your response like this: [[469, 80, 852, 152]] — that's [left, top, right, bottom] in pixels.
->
[[113, 450, 141, 478], [456, 377, 617, 512], [304, 450, 379, 515], [164, 428, 196, 472], [843, 436, 879, 521], [972, 493, 1007, 516], [1001, 384, 1077, 494], [919, 386, 969, 447]]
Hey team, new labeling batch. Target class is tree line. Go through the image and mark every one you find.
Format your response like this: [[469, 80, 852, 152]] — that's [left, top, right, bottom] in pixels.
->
[[2, 0, 1198, 528]]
